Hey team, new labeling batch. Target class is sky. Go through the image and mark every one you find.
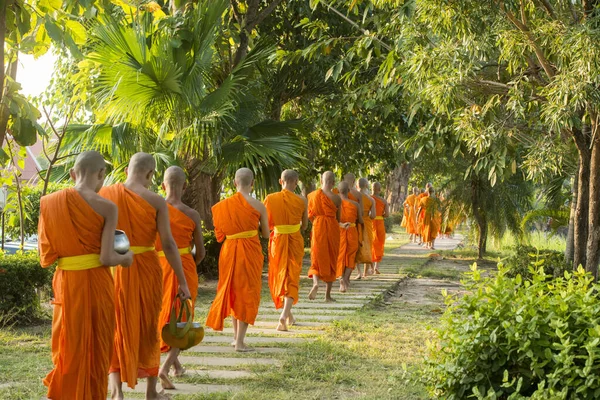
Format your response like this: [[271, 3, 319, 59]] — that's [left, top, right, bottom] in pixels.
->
[[17, 52, 57, 98]]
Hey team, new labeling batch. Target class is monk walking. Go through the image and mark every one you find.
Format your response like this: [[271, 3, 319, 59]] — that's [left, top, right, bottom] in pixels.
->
[[38, 151, 134, 400], [355, 178, 376, 278], [417, 187, 440, 250], [157, 166, 206, 390], [264, 170, 308, 332], [404, 187, 420, 243], [308, 171, 341, 302], [101, 153, 191, 400], [337, 181, 362, 292], [416, 183, 432, 245], [371, 182, 389, 274], [206, 168, 269, 352]]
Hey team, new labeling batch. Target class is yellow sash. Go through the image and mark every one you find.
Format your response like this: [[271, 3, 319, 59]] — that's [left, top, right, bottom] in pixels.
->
[[131, 246, 155, 255], [274, 223, 301, 235], [157, 247, 191, 258], [57, 254, 102, 271], [374, 216, 384, 220], [226, 230, 258, 240], [349, 223, 356, 227]]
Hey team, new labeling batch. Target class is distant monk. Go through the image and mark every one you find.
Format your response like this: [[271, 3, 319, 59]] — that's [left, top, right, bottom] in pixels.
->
[[101, 152, 191, 400], [308, 171, 341, 302], [343, 173, 363, 204], [206, 168, 269, 352], [416, 183, 432, 246], [336, 181, 362, 293], [371, 182, 389, 274], [404, 187, 420, 243], [417, 187, 440, 250], [355, 178, 376, 278], [157, 166, 206, 390], [264, 170, 308, 332], [38, 151, 134, 400]]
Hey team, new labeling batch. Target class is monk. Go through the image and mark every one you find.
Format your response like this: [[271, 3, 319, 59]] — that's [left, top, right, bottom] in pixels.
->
[[404, 187, 420, 243], [336, 181, 362, 293], [416, 183, 432, 246], [417, 187, 440, 250], [157, 166, 206, 390], [38, 151, 134, 400], [264, 169, 308, 332], [101, 152, 191, 400], [206, 168, 269, 352], [307, 171, 341, 302], [355, 178, 376, 278], [371, 182, 389, 274]]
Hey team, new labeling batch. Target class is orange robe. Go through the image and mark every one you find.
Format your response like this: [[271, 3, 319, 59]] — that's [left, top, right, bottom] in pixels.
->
[[100, 184, 161, 388], [419, 196, 439, 243], [307, 189, 340, 283], [157, 204, 198, 353], [371, 197, 386, 263], [416, 192, 427, 235], [337, 199, 359, 275], [38, 188, 114, 400], [206, 192, 263, 330], [356, 194, 374, 264], [264, 190, 305, 309], [404, 194, 418, 234]]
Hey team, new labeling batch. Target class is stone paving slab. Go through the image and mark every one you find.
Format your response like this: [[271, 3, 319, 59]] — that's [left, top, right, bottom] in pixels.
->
[[254, 314, 344, 322], [183, 369, 254, 379], [206, 327, 324, 336], [122, 382, 238, 396], [176, 355, 280, 367], [187, 345, 286, 354], [262, 302, 362, 310], [202, 335, 309, 344]]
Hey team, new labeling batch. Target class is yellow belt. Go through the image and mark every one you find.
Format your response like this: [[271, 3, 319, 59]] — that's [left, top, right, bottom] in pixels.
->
[[349, 223, 356, 227], [226, 230, 258, 240], [157, 247, 191, 258], [57, 253, 102, 271], [274, 223, 301, 235], [131, 246, 155, 255], [375, 216, 384, 220]]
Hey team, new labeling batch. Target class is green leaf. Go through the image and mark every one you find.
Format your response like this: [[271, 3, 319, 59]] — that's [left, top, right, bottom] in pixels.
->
[[44, 17, 63, 44], [12, 118, 38, 147]]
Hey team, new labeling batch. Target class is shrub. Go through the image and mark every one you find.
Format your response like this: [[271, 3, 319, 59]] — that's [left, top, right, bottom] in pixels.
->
[[504, 245, 570, 281], [384, 212, 403, 232], [424, 264, 600, 399], [198, 229, 221, 279], [0, 252, 53, 326]]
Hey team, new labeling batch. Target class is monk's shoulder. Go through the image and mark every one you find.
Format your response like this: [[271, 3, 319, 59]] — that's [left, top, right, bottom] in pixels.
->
[[293, 192, 307, 207], [177, 203, 201, 226], [244, 194, 267, 215], [138, 188, 167, 212], [330, 193, 342, 207], [85, 193, 118, 220]]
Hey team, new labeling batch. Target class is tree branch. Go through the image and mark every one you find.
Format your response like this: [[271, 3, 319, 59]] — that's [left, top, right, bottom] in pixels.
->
[[248, 0, 284, 30], [535, 0, 557, 19]]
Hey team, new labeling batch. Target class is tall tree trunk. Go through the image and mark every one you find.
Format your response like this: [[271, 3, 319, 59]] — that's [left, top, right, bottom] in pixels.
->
[[565, 169, 578, 263], [573, 128, 591, 270], [471, 175, 487, 259], [0, 49, 17, 148], [585, 123, 600, 279], [300, 180, 315, 198], [182, 171, 222, 230], [385, 162, 411, 213]]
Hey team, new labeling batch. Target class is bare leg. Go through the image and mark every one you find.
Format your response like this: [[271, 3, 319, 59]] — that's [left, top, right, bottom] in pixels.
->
[[277, 297, 294, 331], [146, 376, 169, 400], [231, 316, 238, 346], [344, 267, 352, 289], [234, 319, 254, 352], [354, 267, 363, 280], [109, 372, 123, 400], [325, 282, 335, 302], [172, 357, 185, 377], [309, 275, 319, 300], [374, 262, 381, 274], [159, 348, 180, 390]]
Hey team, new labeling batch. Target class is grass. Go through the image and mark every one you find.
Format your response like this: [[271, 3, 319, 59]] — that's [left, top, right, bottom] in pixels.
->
[[399, 262, 463, 281]]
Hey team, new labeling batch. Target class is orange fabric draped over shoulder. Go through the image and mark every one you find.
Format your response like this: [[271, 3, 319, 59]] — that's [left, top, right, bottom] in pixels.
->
[[307, 189, 339, 283], [99, 184, 160, 388], [38, 188, 114, 400], [371, 197, 386, 263], [404, 194, 418, 235], [157, 204, 198, 353], [337, 199, 359, 275], [264, 190, 305, 309], [206, 192, 263, 330], [419, 196, 439, 243], [356, 194, 374, 264], [416, 193, 427, 235]]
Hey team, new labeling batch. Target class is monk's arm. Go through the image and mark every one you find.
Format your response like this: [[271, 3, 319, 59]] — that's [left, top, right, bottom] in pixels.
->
[[383, 200, 390, 218], [157, 202, 191, 299], [357, 205, 364, 225], [369, 199, 376, 219], [191, 212, 206, 266], [98, 201, 133, 267], [258, 203, 270, 239], [37, 201, 58, 267], [301, 197, 308, 231]]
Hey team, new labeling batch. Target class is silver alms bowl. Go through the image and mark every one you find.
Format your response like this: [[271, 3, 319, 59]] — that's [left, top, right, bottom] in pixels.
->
[[114, 230, 130, 255]]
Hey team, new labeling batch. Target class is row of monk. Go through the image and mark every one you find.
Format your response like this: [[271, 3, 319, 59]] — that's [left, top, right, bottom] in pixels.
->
[[401, 183, 453, 250], [37, 150, 389, 400]]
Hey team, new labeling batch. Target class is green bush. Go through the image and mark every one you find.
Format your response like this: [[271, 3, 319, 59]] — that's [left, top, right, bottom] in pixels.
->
[[198, 229, 221, 279], [424, 264, 600, 399], [385, 212, 403, 232], [504, 245, 570, 281], [0, 252, 53, 326]]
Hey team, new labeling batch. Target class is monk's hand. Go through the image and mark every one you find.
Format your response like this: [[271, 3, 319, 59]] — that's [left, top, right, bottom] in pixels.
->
[[120, 251, 134, 268], [178, 284, 192, 301]]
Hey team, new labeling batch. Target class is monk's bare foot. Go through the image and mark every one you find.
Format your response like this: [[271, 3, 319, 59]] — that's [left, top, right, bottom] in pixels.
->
[[159, 372, 176, 390], [339, 281, 347, 293], [230, 340, 236, 347], [276, 318, 288, 332], [235, 344, 255, 352], [173, 366, 186, 377], [111, 392, 124, 400], [308, 285, 318, 300], [325, 296, 336, 303], [287, 315, 296, 326], [374, 268, 381, 275], [354, 275, 362, 280]]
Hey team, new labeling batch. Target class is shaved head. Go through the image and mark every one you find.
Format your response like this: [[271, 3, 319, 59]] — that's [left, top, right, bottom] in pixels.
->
[[426, 182, 433, 189], [413, 186, 419, 195], [281, 169, 299, 183], [343, 173, 356, 184], [428, 187, 435, 195], [73, 151, 105, 175], [164, 166, 186, 189], [235, 168, 254, 187], [358, 178, 369, 189], [373, 182, 381, 192], [129, 152, 156, 176], [338, 181, 350, 195], [322, 171, 335, 186]]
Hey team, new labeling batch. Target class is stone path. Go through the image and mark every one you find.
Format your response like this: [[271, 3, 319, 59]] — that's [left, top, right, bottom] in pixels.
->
[[122, 234, 461, 398]]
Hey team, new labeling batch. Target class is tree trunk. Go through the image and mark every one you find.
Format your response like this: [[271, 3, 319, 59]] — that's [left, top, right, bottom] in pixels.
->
[[585, 125, 600, 279], [565, 169, 578, 263], [182, 171, 222, 230], [385, 162, 411, 214], [471, 176, 487, 259], [573, 131, 591, 270], [0, 49, 18, 148]]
